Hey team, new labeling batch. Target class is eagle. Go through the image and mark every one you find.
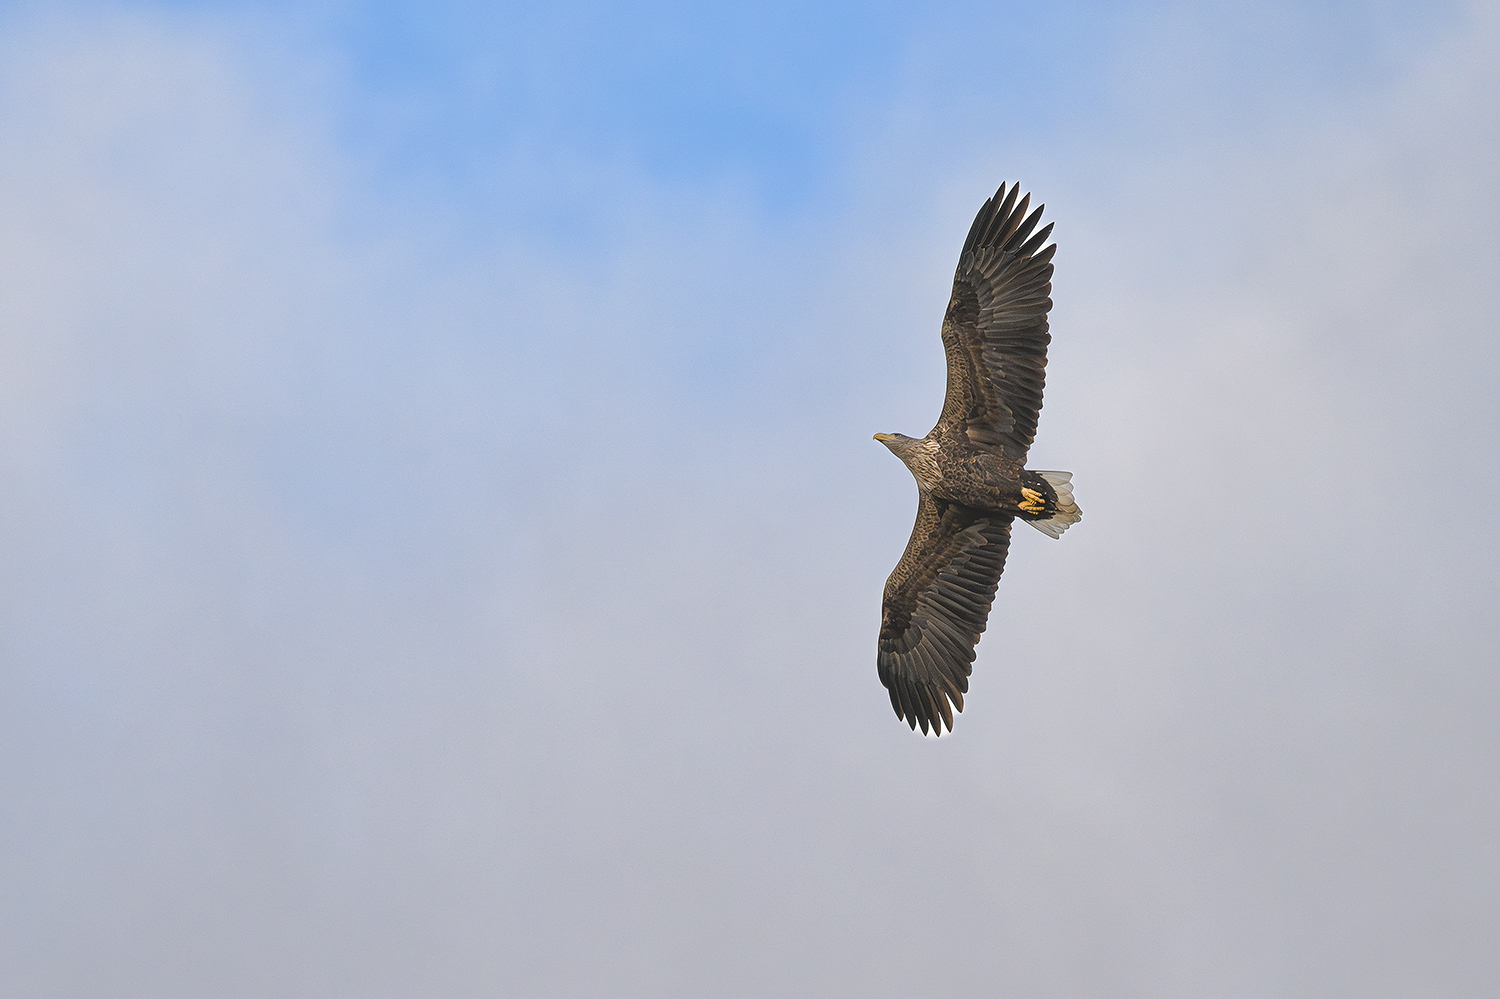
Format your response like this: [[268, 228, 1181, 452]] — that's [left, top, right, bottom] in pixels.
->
[[873, 183, 1081, 736]]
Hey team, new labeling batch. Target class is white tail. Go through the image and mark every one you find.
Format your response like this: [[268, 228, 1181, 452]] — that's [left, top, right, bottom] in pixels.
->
[[1023, 471, 1082, 538]]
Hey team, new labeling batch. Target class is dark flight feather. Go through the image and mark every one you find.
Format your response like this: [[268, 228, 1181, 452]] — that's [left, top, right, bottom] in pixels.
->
[[878, 495, 1012, 735], [939, 183, 1056, 467]]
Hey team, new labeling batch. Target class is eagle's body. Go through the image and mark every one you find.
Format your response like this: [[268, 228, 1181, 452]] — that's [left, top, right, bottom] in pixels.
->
[[874, 183, 1081, 736]]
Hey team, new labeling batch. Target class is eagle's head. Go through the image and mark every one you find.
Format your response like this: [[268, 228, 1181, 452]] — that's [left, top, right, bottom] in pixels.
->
[[871, 432, 918, 450], [873, 433, 941, 490]]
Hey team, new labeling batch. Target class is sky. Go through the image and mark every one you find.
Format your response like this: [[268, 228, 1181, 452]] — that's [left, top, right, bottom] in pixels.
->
[[1, 1, 1497, 996]]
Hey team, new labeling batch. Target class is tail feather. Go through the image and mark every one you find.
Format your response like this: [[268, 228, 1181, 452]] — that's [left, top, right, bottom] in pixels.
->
[[1023, 471, 1081, 539]]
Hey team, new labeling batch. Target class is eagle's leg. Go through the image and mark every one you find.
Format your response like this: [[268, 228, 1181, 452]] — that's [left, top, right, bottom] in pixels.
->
[[1019, 487, 1047, 513]]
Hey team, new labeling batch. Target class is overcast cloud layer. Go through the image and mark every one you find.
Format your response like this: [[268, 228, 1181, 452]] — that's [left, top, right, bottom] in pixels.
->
[[2, 3, 1497, 997]]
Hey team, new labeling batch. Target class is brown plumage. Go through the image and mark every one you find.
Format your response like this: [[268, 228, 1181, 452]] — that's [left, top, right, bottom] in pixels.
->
[[873, 183, 1081, 736]]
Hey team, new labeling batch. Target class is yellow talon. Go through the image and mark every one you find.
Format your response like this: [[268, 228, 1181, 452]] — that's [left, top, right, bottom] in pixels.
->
[[1019, 487, 1047, 513]]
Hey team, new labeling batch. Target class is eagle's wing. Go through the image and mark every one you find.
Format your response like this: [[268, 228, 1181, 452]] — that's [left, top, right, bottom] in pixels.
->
[[936, 183, 1056, 466], [878, 494, 1012, 735]]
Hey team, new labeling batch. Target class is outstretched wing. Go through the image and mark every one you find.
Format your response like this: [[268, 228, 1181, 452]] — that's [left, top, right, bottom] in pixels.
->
[[937, 183, 1056, 466], [878, 495, 1012, 735]]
